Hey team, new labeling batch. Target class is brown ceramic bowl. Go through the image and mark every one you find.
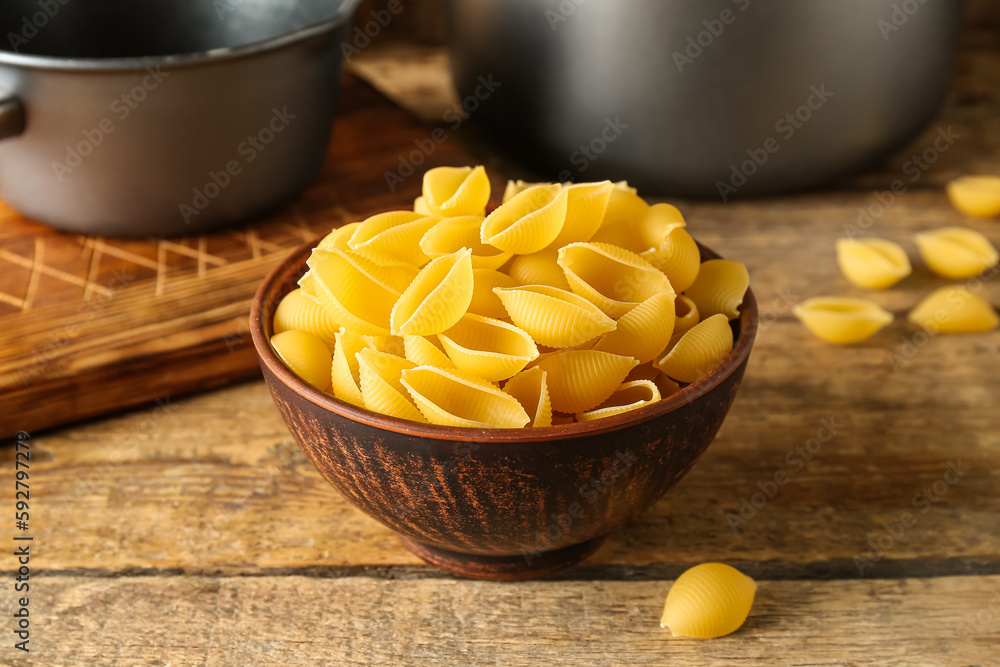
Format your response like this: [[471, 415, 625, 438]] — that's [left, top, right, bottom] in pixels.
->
[[250, 238, 758, 580]]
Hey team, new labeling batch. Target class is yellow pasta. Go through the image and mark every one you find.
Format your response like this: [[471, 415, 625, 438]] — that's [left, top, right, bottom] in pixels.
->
[[946, 175, 1000, 218], [420, 216, 512, 271], [272, 288, 340, 348], [641, 225, 701, 293], [914, 227, 999, 279], [356, 348, 426, 423], [469, 269, 519, 319], [836, 238, 912, 289], [400, 366, 530, 428], [577, 379, 661, 421], [592, 292, 676, 363], [558, 242, 674, 318], [684, 260, 749, 320], [270, 330, 332, 392], [317, 221, 361, 251], [639, 203, 686, 250], [534, 349, 638, 413], [793, 297, 893, 345], [506, 248, 571, 290], [413, 196, 433, 216], [306, 248, 400, 336], [588, 187, 651, 253], [548, 181, 614, 247], [908, 286, 999, 333], [502, 179, 540, 204], [390, 248, 474, 336], [348, 211, 439, 267], [655, 314, 733, 383], [482, 183, 569, 254], [661, 563, 757, 639], [422, 165, 491, 217], [362, 334, 406, 358], [493, 284, 617, 348], [402, 334, 455, 369], [502, 366, 552, 427], [673, 295, 700, 336], [438, 314, 539, 382], [330, 330, 371, 407]]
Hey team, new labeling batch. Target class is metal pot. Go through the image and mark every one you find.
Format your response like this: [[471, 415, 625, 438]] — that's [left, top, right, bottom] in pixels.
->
[[446, 0, 964, 199], [0, 0, 360, 237]]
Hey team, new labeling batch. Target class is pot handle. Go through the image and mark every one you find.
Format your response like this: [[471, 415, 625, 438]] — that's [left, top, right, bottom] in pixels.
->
[[0, 98, 25, 140]]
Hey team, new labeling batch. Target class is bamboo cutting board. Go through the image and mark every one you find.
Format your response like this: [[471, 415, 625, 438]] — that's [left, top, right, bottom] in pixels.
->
[[0, 73, 487, 438]]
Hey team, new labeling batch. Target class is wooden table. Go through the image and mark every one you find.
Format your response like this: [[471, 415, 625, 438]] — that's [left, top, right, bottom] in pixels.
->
[[3, 33, 999, 666]]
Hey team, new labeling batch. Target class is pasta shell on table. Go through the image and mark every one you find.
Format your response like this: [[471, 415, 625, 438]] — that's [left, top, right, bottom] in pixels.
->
[[547, 181, 615, 247], [422, 165, 491, 217], [502, 366, 553, 427], [592, 291, 676, 363], [914, 227, 999, 279], [836, 238, 912, 289], [506, 248, 571, 290], [272, 288, 340, 348], [270, 330, 332, 392], [356, 348, 426, 423], [655, 314, 734, 383], [493, 284, 617, 348], [684, 259, 750, 320], [438, 313, 540, 382], [481, 183, 570, 254], [419, 216, 512, 271], [558, 242, 675, 319], [588, 187, 651, 253], [534, 349, 639, 413], [673, 295, 700, 336], [469, 269, 519, 319], [641, 225, 701, 293], [946, 175, 1000, 218], [330, 330, 372, 407], [639, 203, 686, 250], [390, 248, 474, 336], [348, 211, 440, 267], [661, 563, 757, 639], [306, 248, 400, 336], [577, 379, 661, 422], [402, 335, 455, 369], [793, 297, 893, 345], [908, 286, 999, 333], [400, 366, 530, 428]]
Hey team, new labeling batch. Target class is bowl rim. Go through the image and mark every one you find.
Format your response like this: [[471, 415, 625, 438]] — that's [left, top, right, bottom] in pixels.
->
[[250, 235, 758, 443]]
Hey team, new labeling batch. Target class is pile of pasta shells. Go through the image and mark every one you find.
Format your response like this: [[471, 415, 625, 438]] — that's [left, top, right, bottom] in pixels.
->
[[270, 166, 749, 429]]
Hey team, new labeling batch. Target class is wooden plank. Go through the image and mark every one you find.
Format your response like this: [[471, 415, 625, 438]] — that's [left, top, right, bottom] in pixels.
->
[[1, 575, 996, 666]]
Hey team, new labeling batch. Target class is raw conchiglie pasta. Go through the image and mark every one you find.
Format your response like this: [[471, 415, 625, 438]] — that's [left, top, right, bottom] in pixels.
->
[[624, 364, 683, 397], [534, 349, 638, 413], [423, 165, 491, 217], [482, 183, 569, 254], [307, 248, 400, 336], [577, 380, 661, 421], [363, 334, 406, 358], [661, 563, 757, 639], [414, 196, 433, 216], [270, 330, 332, 391], [401, 366, 530, 428], [348, 211, 439, 267], [588, 188, 650, 253], [420, 216, 512, 270], [793, 297, 893, 345], [908, 286, 999, 333], [506, 248, 571, 290], [438, 314, 539, 382], [673, 295, 700, 336], [685, 260, 749, 320], [502, 179, 541, 204], [356, 348, 426, 423], [493, 284, 617, 348], [403, 335, 455, 369], [946, 175, 1000, 218], [330, 330, 371, 407], [914, 227, 999, 279], [558, 242, 674, 318], [390, 248, 474, 336], [502, 366, 552, 427], [548, 181, 614, 247], [318, 221, 361, 251], [656, 314, 733, 383], [469, 269, 519, 319], [641, 225, 701, 293], [273, 288, 340, 347], [640, 203, 686, 250], [593, 291, 676, 363], [836, 238, 912, 289]]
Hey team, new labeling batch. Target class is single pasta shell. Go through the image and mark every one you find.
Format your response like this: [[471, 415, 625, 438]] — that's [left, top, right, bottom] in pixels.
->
[[402, 335, 455, 369], [577, 379, 661, 422], [420, 216, 512, 271], [390, 248, 474, 336], [534, 349, 639, 413], [914, 227, 999, 279], [438, 313, 540, 382], [946, 175, 1000, 218], [494, 284, 617, 348], [401, 366, 530, 428], [548, 181, 614, 247], [793, 297, 893, 345], [593, 292, 676, 363], [640, 203, 686, 249], [908, 286, 999, 333], [661, 563, 757, 639], [588, 188, 651, 253], [348, 211, 439, 267], [330, 330, 371, 407], [836, 238, 912, 289], [469, 269, 520, 319], [558, 242, 674, 319], [273, 288, 340, 348], [481, 183, 569, 254], [423, 165, 491, 217], [356, 348, 426, 423], [655, 314, 734, 383], [641, 225, 701, 293], [502, 366, 553, 427], [306, 248, 400, 336], [685, 260, 750, 320], [673, 295, 700, 336], [506, 248, 570, 290], [270, 330, 332, 392]]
